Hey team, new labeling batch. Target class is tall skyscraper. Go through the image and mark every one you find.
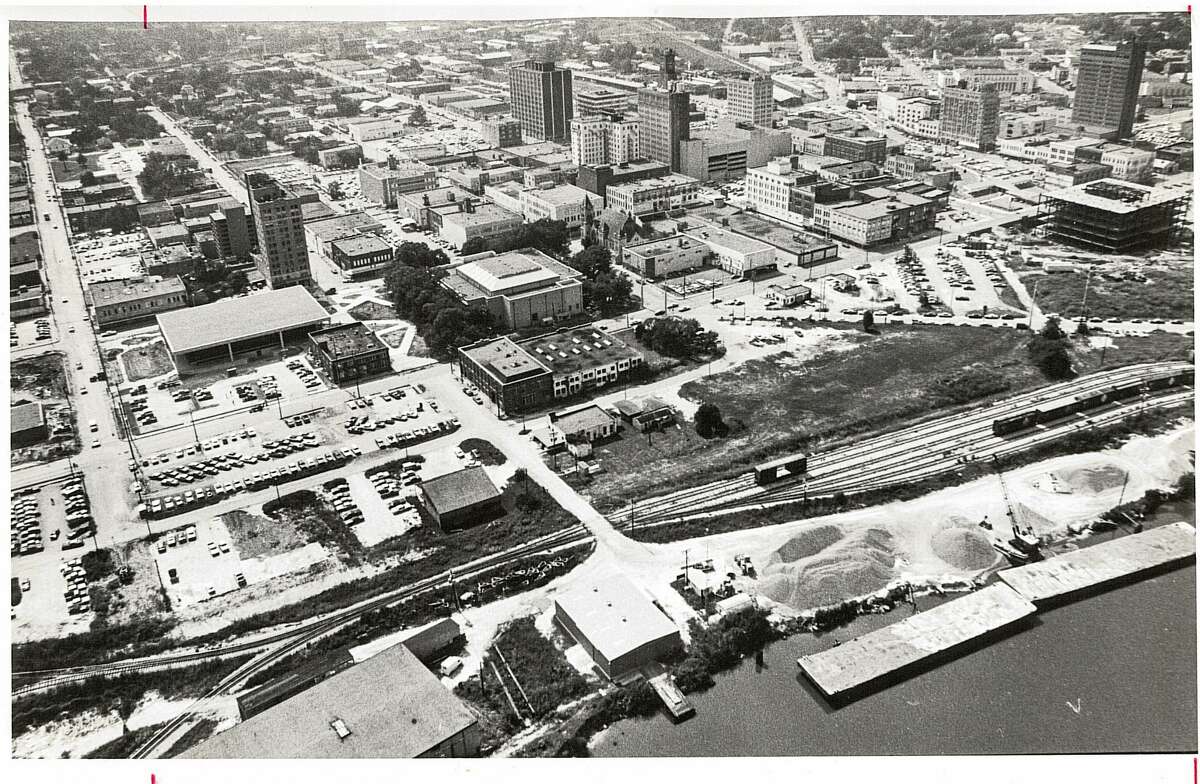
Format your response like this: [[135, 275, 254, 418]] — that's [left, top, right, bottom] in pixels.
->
[[246, 172, 312, 288], [726, 74, 774, 127], [637, 87, 690, 172], [508, 59, 573, 143], [939, 83, 1000, 151], [1071, 40, 1146, 138], [209, 198, 251, 261]]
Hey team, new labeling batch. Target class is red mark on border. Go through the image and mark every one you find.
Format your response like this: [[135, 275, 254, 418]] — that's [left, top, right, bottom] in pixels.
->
[[143, 5, 148, 29]]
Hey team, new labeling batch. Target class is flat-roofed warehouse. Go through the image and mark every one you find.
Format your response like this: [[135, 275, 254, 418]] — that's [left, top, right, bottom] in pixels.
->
[[156, 287, 331, 375], [554, 574, 683, 679], [185, 641, 480, 758]]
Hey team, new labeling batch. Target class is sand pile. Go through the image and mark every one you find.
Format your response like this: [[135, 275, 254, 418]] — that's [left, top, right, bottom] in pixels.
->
[[1059, 464, 1126, 494], [760, 528, 896, 609], [767, 524, 843, 564], [929, 515, 998, 571]]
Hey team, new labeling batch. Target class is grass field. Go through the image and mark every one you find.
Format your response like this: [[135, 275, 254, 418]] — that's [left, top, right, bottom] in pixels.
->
[[119, 340, 175, 382], [582, 324, 1052, 510], [1023, 266, 1194, 320]]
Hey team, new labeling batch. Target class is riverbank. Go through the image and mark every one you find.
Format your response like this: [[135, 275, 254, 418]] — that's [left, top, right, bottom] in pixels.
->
[[592, 497, 1197, 757]]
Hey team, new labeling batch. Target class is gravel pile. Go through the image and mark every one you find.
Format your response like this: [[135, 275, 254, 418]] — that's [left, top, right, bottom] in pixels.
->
[[931, 527, 997, 571], [767, 524, 843, 565], [761, 528, 896, 609]]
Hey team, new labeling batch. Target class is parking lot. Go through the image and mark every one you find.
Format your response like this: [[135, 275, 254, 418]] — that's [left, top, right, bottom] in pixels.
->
[[11, 316, 57, 350], [152, 515, 327, 608]]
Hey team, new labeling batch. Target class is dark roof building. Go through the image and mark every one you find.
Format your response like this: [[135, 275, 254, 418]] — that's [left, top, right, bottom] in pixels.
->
[[11, 401, 48, 447], [418, 466, 504, 532], [308, 322, 392, 385]]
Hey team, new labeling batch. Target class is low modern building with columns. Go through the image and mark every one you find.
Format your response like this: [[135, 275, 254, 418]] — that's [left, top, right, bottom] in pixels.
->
[[155, 287, 331, 376]]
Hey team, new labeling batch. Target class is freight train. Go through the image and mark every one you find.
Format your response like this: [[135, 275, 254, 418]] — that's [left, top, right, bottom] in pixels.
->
[[992, 368, 1194, 437]]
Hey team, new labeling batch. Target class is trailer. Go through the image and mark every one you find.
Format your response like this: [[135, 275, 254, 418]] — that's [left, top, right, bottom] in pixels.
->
[[754, 454, 808, 485]]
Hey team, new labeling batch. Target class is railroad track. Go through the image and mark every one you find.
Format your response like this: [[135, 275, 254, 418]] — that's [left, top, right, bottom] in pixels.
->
[[619, 387, 1194, 531], [607, 363, 1192, 527], [14, 524, 588, 696]]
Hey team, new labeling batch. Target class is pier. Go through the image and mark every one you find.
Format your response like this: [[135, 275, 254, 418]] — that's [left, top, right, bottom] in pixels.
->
[[999, 522, 1196, 605], [797, 584, 1037, 700], [644, 663, 695, 719]]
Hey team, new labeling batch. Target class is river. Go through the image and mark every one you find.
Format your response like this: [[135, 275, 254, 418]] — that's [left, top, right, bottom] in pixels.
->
[[594, 503, 1196, 756]]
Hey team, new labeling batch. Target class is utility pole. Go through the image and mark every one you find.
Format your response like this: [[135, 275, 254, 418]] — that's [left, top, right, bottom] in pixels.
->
[[1027, 278, 1040, 330]]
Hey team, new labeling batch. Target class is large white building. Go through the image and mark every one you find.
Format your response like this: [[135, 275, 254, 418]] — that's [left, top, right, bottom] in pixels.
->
[[569, 115, 640, 166], [519, 184, 602, 230], [1099, 146, 1155, 182], [683, 224, 775, 278], [745, 157, 807, 224], [726, 74, 774, 127]]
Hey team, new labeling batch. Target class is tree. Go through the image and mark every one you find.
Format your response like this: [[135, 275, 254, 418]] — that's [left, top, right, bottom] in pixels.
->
[[115, 696, 136, 735], [75, 152, 87, 165], [694, 402, 727, 438], [407, 104, 427, 126], [394, 241, 449, 268], [846, 98, 859, 109], [584, 271, 633, 316], [327, 181, 344, 201], [512, 218, 570, 258], [568, 245, 611, 280], [862, 309, 875, 332], [460, 236, 489, 256], [1027, 317, 1074, 380], [79, 170, 97, 187]]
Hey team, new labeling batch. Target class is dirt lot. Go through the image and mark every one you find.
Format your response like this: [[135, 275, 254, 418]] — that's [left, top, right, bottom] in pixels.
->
[[581, 324, 1050, 509], [119, 340, 176, 382], [221, 508, 308, 560], [1023, 266, 1194, 320], [12, 352, 69, 399]]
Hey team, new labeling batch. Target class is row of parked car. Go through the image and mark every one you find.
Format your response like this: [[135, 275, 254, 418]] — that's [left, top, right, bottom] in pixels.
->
[[286, 358, 322, 391], [127, 383, 160, 427], [32, 318, 52, 342], [61, 478, 93, 549], [11, 492, 44, 556], [366, 467, 420, 517], [324, 478, 364, 526], [60, 557, 93, 616], [156, 524, 198, 552], [134, 429, 257, 470], [146, 433, 321, 488], [140, 447, 362, 520], [375, 417, 461, 450]]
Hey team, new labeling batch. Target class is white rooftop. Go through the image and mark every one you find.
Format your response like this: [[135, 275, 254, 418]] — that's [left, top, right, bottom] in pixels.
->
[[554, 575, 680, 665]]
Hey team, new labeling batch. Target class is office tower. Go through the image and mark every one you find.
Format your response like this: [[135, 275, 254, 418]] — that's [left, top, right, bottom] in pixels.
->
[[209, 198, 251, 261], [245, 172, 312, 287], [637, 87, 690, 172], [508, 59, 573, 143], [1072, 40, 1146, 138], [726, 74, 774, 127], [939, 83, 1000, 151]]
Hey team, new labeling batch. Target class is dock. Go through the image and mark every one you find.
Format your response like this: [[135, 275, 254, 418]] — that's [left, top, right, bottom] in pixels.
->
[[999, 522, 1196, 605], [644, 663, 695, 719], [797, 584, 1037, 699]]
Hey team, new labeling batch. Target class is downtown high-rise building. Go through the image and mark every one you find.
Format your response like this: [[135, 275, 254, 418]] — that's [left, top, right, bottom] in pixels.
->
[[726, 74, 774, 127], [637, 87, 690, 173], [246, 172, 312, 288], [508, 59, 573, 143], [570, 115, 640, 166], [1071, 40, 1146, 139], [939, 83, 1000, 151]]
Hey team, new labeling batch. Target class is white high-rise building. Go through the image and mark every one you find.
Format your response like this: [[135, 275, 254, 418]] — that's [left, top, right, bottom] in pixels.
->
[[570, 115, 641, 166]]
